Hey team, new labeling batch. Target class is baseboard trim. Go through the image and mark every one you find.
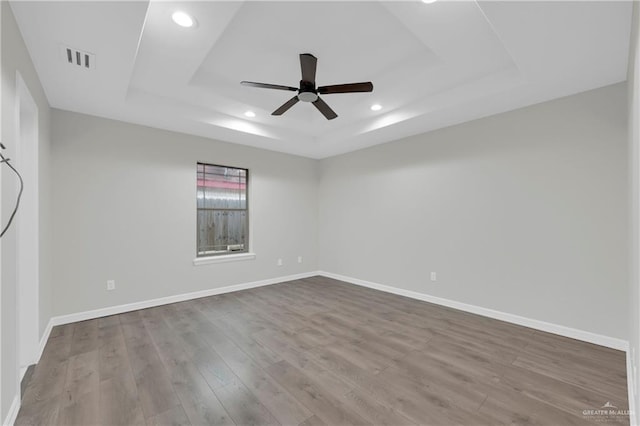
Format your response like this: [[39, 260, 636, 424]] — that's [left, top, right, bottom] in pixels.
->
[[318, 271, 629, 351], [628, 351, 638, 426], [3, 395, 20, 426], [35, 319, 54, 363], [48, 271, 320, 329]]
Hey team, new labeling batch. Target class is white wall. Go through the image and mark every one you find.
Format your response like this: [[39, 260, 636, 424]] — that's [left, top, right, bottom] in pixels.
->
[[627, 1, 640, 422], [50, 109, 318, 317], [0, 0, 4, 418], [319, 83, 628, 341], [1, 2, 52, 422]]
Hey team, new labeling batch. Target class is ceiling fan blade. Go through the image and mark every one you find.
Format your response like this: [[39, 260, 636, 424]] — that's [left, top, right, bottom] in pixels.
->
[[312, 97, 338, 120], [317, 82, 373, 95], [272, 96, 300, 116], [241, 81, 297, 91], [300, 53, 317, 83]]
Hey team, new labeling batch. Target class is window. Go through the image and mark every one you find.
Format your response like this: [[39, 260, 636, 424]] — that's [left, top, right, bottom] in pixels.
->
[[196, 163, 248, 257]]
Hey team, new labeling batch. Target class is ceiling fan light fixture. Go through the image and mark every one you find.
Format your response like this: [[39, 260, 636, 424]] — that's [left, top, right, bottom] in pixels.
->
[[172, 11, 195, 28], [370, 104, 382, 111], [244, 111, 256, 118], [298, 92, 319, 103]]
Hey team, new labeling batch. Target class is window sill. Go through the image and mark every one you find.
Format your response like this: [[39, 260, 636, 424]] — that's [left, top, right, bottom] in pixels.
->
[[193, 252, 256, 266]]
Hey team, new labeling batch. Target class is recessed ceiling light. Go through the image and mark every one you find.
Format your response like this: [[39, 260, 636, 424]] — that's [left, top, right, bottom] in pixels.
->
[[422, 0, 438, 3], [244, 111, 256, 118], [370, 104, 382, 111], [172, 11, 195, 28]]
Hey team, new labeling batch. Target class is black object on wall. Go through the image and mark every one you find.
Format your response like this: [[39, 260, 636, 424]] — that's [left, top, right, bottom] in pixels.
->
[[0, 142, 24, 238]]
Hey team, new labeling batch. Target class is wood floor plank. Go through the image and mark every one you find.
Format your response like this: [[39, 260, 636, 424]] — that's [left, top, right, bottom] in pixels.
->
[[298, 415, 327, 426], [321, 340, 390, 374], [16, 276, 630, 426], [21, 358, 69, 406], [39, 325, 75, 366], [212, 380, 281, 426], [48, 323, 75, 340], [193, 347, 241, 390], [341, 389, 415, 426], [208, 317, 284, 368], [429, 327, 521, 365], [169, 360, 223, 406], [98, 325, 129, 381], [495, 365, 629, 418], [513, 351, 628, 401], [15, 395, 60, 426], [525, 331, 627, 376], [131, 362, 181, 419], [69, 320, 100, 357], [478, 386, 591, 426], [60, 350, 99, 408], [146, 405, 191, 426], [252, 330, 355, 396], [99, 374, 145, 426], [121, 318, 182, 419], [208, 333, 314, 426], [97, 314, 121, 329], [377, 364, 488, 413], [56, 389, 99, 426], [181, 393, 237, 426], [421, 336, 507, 380], [266, 360, 368, 426], [391, 349, 498, 396]]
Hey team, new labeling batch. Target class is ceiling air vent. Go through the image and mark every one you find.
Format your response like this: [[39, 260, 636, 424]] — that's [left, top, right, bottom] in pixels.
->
[[61, 45, 95, 70]]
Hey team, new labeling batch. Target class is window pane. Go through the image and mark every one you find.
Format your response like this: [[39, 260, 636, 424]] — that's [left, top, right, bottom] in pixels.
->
[[197, 164, 247, 209], [197, 209, 247, 255]]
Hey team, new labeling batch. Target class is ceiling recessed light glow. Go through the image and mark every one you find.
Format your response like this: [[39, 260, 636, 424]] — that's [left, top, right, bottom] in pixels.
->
[[172, 11, 195, 28], [370, 104, 382, 111], [422, 0, 438, 3], [244, 111, 256, 118]]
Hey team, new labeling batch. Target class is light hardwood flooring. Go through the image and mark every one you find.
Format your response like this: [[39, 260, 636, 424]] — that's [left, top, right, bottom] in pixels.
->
[[16, 276, 629, 425]]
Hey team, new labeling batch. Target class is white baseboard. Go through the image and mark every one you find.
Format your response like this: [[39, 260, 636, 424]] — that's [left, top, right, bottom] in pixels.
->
[[318, 271, 629, 351], [47, 271, 320, 329], [35, 319, 54, 364], [628, 350, 638, 426], [3, 395, 20, 426]]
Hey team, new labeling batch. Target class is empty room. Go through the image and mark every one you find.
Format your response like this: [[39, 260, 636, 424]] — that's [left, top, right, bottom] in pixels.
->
[[1, 0, 640, 425]]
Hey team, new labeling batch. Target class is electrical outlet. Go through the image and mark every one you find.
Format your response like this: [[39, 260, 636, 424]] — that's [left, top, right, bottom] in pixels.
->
[[106, 280, 115, 291], [277, 258, 283, 267], [297, 256, 303, 264], [430, 272, 437, 282]]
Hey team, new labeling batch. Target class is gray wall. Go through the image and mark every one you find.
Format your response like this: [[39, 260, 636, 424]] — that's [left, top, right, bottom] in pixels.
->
[[50, 109, 318, 316], [1, 1, 52, 420], [2, 5, 633, 418], [627, 0, 640, 418], [319, 83, 628, 340]]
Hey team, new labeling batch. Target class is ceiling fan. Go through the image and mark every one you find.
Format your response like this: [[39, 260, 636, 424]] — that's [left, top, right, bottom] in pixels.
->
[[241, 53, 373, 120]]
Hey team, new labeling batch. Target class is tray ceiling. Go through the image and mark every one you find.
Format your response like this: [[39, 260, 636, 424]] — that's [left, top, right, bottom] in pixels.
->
[[10, 1, 633, 158]]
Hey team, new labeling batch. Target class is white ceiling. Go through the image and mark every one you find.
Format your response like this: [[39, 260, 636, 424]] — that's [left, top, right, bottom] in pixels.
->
[[10, 1, 633, 159]]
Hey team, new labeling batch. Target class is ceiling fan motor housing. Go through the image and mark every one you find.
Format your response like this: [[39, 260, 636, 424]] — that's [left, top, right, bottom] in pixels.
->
[[298, 80, 318, 102]]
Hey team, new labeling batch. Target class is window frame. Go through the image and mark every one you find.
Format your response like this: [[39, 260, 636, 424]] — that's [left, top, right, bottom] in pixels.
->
[[195, 162, 250, 259]]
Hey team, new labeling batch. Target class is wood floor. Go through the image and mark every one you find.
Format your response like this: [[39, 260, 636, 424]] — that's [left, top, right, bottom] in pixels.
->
[[16, 276, 629, 425]]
